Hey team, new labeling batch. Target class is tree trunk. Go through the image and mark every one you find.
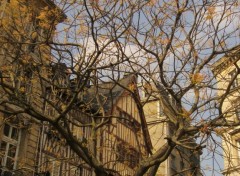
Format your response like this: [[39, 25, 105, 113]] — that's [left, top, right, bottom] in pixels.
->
[[148, 163, 160, 176]]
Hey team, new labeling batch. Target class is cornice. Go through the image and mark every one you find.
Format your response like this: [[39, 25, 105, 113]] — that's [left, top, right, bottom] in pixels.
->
[[211, 46, 240, 75], [222, 165, 240, 175], [42, 0, 67, 20], [228, 126, 240, 136]]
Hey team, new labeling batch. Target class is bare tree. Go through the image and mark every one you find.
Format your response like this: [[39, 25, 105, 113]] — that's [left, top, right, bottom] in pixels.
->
[[0, 0, 239, 175]]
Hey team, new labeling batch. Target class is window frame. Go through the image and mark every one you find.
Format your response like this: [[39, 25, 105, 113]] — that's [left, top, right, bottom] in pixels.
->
[[229, 69, 239, 88], [237, 140, 240, 161], [0, 123, 21, 171], [116, 141, 140, 169], [236, 108, 240, 120], [117, 108, 141, 132]]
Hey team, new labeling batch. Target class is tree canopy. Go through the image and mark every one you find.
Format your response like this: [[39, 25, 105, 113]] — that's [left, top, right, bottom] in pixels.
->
[[0, 0, 239, 175]]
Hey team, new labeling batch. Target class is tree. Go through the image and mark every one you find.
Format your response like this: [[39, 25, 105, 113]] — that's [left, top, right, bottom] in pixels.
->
[[0, 0, 239, 175]]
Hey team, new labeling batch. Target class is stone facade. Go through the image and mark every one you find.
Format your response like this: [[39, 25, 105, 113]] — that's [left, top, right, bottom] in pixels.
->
[[212, 46, 240, 176], [139, 83, 201, 176]]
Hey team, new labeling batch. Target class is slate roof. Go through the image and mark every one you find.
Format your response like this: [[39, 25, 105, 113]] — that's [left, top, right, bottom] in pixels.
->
[[83, 75, 135, 113]]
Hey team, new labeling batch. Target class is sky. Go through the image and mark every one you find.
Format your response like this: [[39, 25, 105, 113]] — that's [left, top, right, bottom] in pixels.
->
[[53, 1, 239, 175]]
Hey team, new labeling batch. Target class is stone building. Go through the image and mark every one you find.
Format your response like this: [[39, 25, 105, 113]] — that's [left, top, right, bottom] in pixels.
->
[[0, 1, 152, 175], [212, 46, 240, 176], [0, 0, 65, 175], [139, 82, 201, 176]]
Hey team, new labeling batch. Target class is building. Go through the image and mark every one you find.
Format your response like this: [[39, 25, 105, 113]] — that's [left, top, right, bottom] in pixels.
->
[[0, 1, 152, 175], [139, 81, 201, 176], [211, 46, 240, 176], [37, 70, 152, 176], [0, 0, 66, 175], [0, 1, 202, 176], [1, 63, 152, 175], [0, 72, 152, 175]]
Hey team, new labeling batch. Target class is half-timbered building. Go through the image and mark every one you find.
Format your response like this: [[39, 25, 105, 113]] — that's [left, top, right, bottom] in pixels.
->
[[37, 69, 152, 176]]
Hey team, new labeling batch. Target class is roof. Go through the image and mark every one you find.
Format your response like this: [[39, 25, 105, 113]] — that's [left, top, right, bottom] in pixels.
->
[[83, 75, 135, 113]]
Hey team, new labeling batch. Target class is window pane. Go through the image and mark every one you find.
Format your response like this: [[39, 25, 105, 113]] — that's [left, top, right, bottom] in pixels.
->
[[2, 170, 13, 176], [8, 144, 16, 158], [53, 161, 60, 176], [236, 109, 240, 119], [11, 127, 18, 140], [3, 124, 10, 137], [6, 157, 14, 170], [0, 141, 7, 153], [0, 141, 7, 167], [229, 69, 238, 88], [237, 141, 240, 159]]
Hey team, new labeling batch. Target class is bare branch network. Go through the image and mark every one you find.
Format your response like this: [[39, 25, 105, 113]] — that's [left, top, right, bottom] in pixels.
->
[[0, 0, 239, 176]]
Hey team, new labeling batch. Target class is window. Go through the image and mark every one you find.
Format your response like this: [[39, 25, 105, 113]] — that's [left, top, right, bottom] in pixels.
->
[[40, 155, 60, 176], [12, 65, 34, 102], [144, 90, 150, 98], [0, 1, 8, 19], [180, 160, 185, 170], [128, 148, 140, 168], [116, 142, 140, 169], [236, 108, 240, 120], [117, 109, 141, 132], [116, 143, 126, 162], [237, 140, 240, 160], [143, 83, 152, 98], [229, 69, 239, 88], [158, 101, 164, 117], [39, 154, 83, 176], [170, 154, 177, 170], [0, 124, 20, 174], [69, 165, 83, 176]]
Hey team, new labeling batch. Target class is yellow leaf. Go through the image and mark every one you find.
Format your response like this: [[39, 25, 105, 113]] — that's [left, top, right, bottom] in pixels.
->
[[206, 7, 216, 20], [31, 31, 38, 40], [206, 15, 213, 20], [147, 0, 157, 6], [147, 57, 155, 63], [19, 87, 25, 93], [128, 83, 136, 91], [208, 7, 216, 14], [191, 73, 204, 84], [61, 104, 67, 111]]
